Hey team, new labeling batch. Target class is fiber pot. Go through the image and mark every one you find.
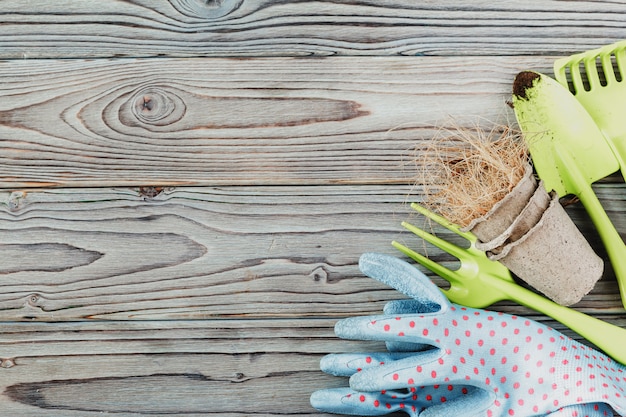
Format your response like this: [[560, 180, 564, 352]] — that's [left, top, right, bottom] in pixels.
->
[[488, 194, 603, 306], [462, 164, 536, 243], [476, 180, 551, 253]]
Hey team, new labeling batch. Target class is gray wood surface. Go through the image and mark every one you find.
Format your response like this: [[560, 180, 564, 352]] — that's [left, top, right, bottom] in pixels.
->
[[1, 185, 623, 321], [2, 1, 626, 416], [0, 319, 365, 416], [0, 186, 410, 320], [2, 0, 626, 58], [0, 56, 552, 187]]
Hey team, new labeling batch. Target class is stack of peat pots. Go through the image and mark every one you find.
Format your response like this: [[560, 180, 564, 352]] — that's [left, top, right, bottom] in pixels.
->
[[463, 163, 603, 306]]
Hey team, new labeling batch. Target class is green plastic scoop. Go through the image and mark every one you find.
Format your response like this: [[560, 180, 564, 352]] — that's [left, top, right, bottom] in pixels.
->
[[512, 71, 626, 308]]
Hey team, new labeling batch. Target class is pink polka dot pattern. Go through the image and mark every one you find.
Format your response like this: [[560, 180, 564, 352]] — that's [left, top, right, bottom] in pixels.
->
[[311, 253, 626, 417]]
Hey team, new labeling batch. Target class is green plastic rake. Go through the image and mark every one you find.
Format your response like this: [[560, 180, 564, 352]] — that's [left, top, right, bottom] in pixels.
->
[[555, 40, 626, 173]]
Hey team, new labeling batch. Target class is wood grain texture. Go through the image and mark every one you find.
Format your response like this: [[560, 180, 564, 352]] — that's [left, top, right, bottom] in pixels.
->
[[0, 185, 411, 320], [0, 319, 372, 416], [0, 55, 555, 188], [1, 185, 625, 323], [2, 0, 626, 58]]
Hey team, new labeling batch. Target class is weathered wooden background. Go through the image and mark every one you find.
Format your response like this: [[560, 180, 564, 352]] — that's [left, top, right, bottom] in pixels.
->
[[2, 1, 626, 415]]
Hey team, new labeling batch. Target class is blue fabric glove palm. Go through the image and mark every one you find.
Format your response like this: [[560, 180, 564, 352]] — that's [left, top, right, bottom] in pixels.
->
[[311, 253, 626, 417]]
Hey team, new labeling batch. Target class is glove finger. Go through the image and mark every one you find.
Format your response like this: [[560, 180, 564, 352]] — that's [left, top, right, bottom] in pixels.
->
[[311, 385, 490, 417], [334, 314, 442, 346], [310, 388, 419, 417], [545, 403, 614, 417], [384, 299, 440, 315], [386, 340, 433, 353], [349, 348, 448, 392], [320, 352, 415, 377], [419, 386, 494, 417], [359, 253, 450, 312], [383, 300, 436, 352]]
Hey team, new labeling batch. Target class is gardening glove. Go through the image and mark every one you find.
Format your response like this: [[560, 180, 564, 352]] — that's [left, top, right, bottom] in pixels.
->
[[310, 253, 626, 417]]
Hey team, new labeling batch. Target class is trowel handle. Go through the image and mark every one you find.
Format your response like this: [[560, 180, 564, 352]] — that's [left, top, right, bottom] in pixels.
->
[[555, 145, 626, 309]]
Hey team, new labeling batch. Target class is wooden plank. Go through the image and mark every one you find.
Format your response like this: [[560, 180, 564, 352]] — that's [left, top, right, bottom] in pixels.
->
[[1, 0, 626, 58], [1, 185, 625, 322], [0, 55, 555, 188], [0, 319, 365, 416], [0, 185, 409, 320]]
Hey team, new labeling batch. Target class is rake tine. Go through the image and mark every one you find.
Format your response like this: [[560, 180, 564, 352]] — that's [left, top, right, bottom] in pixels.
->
[[391, 240, 456, 285], [583, 56, 601, 89], [616, 47, 626, 79], [569, 61, 586, 95], [600, 53, 617, 85], [409, 203, 477, 243], [400, 220, 467, 261]]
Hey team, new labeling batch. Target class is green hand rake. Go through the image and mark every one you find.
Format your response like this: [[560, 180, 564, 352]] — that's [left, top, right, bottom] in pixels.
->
[[555, 40, 626, 173], [393, 202, 626, 365]]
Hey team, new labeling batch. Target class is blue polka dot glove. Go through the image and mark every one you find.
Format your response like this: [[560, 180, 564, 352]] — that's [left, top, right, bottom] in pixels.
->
[[310, 253, 626, 417]]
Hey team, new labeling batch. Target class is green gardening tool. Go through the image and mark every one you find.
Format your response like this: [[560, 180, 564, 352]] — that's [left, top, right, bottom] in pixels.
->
[[554, 40, 626, 172], [393, 202, 626, 365], [512, 71, 626, 308]]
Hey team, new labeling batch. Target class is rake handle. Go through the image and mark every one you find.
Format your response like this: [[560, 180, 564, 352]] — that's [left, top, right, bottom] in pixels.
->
[[493, 277, 626, 366]]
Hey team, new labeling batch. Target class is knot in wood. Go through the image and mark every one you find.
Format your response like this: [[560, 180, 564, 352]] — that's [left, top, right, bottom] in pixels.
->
[[310, 266, 328, 283], [138, 186, 164, 200], [130, 87, 186, 127], [171, 0, 242, 19], [27, 294, 41, 306], [7, 191, 26, 213], [0, 358, 15, 368]]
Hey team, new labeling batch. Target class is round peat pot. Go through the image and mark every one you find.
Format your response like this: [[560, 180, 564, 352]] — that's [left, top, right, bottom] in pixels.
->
[[476, 180, 551, 253], [490, 194, 603, 306], [462, 164, 536, 243]]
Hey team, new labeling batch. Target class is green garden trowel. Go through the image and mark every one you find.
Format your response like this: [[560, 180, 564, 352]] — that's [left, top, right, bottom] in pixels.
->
[[512, 71, 626, 308]]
